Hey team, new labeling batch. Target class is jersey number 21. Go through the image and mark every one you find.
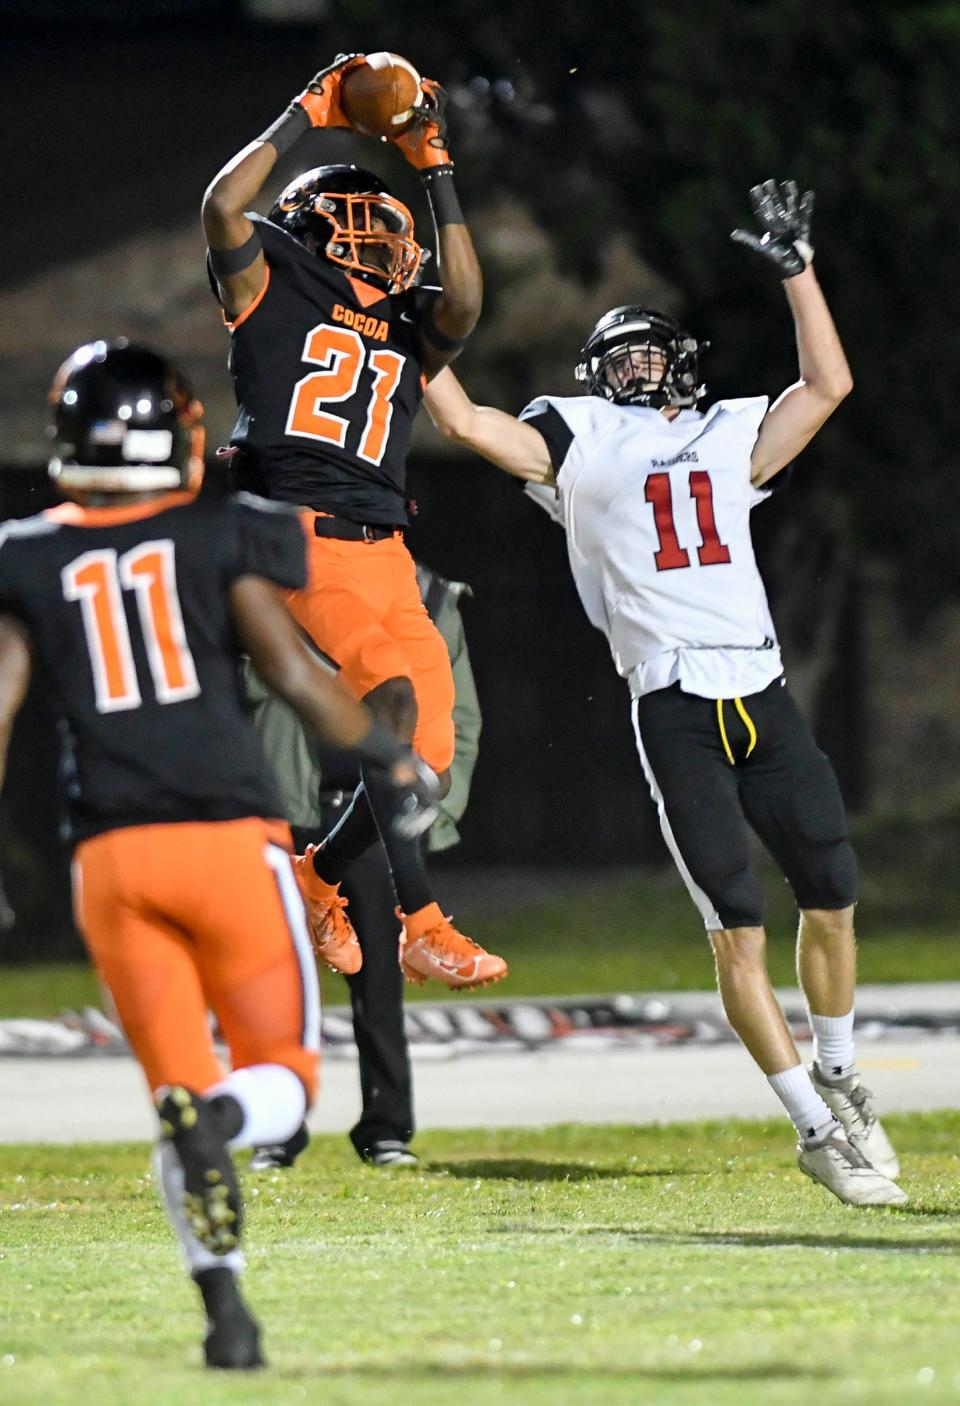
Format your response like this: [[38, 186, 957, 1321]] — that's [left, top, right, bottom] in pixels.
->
[[286, 322, 404, 467]]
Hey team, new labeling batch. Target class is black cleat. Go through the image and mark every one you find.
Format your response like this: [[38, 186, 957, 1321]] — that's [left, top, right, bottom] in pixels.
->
[[362, 1138, 419, 1168], [249, 1121, 310, 1171], [194, 1267, 265, 1370], [156, 1086, 242, 1254]]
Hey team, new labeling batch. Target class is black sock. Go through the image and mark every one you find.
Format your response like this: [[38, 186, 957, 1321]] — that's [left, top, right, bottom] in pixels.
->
[[313, 768, 435, 915], [206, 1093, 245, 1143], [312, 785, 381, 883], [360, 764, 434, 915], [194, 1266, 242, 1319]]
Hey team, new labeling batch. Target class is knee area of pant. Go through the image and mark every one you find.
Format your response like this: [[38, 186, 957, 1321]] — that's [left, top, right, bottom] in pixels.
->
[[285, 1061, 319, 1110], [413, 717, 455, 776], [798, 841, 858, 912], [701, 862, 766, 931]]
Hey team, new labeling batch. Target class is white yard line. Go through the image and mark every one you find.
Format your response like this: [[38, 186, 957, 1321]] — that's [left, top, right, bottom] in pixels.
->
[[0, 1036, 955, 1145]]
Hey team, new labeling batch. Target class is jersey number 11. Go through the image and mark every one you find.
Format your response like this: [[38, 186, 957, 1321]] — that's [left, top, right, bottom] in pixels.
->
[[62, 541, 200, 713], [644, 470, 732, 572]]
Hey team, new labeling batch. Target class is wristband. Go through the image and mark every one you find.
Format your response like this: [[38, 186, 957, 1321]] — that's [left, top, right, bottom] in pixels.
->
[[356, 720, 408, 771], [257, 103, 311, 159], [421, 310, 469, 353], [422, 168, 464, 227], [208, 230, 263, 279]]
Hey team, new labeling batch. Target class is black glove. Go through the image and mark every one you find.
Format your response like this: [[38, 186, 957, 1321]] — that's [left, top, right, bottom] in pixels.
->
[[730, 179, 814, 278], [391, 755, 442, 840]]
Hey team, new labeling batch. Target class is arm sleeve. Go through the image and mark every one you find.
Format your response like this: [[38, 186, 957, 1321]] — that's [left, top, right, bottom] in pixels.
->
[[519, 404, 575, 476], [410, 285, 444, 321], [229, 493, 308, 590]]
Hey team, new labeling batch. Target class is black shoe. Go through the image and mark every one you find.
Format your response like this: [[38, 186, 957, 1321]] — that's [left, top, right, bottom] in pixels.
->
[[362, 1138, 419, 1168], [156, 1086, 242, 1254], [250, 1122, 310, 1172], [194, 1267, 265, 1370]]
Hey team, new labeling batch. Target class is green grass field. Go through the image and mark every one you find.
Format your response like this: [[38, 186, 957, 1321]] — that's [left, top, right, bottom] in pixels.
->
[[2, 1116, 960, 1405], [2, 867, 959, 1018]]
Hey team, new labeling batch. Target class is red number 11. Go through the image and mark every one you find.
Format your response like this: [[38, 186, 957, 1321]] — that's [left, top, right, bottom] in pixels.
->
[[645, 470, 731, 572]]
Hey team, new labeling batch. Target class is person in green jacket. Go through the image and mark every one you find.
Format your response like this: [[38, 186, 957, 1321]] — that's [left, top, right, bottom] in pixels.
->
[[243, 560, 480, 1167]]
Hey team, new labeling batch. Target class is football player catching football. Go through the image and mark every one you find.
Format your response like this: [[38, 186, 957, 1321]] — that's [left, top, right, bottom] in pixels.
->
[[0, 341, 437, 1368], [423, 180, 906, 1208], [202, 55, 506, 991]]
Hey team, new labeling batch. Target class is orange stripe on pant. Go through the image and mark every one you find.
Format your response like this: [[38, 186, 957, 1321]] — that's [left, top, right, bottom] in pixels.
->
[[73, 817, 320, 1102], [286, 514, 456, 773]]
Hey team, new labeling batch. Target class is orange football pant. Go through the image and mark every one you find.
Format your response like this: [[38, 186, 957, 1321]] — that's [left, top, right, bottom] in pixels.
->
[[286, 515, 456, 773], [73, 817, 320, 1102]]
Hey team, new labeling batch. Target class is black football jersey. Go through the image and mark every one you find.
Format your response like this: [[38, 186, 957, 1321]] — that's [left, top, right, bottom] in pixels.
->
[[223, 214, 438, 526], [0, 491, 307, 844]]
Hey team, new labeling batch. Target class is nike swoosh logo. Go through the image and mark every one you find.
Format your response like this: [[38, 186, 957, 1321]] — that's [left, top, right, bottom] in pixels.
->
[[400, 311, 417, 324]]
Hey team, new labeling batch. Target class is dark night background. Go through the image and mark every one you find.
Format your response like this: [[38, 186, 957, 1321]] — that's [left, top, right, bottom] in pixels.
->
[[1, 0, 958, 957]]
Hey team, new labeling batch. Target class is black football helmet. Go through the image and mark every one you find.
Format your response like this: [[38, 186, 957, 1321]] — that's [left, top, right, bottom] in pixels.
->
[[575, 306, 707, 409], [47, 340, 205, 495], [268, 164, 423, 294]]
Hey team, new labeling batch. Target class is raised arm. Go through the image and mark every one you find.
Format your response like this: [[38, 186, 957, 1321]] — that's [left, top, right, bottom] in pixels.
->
[[0, 615, 32, 791], [423, 368, 555, 483], [389, 83, 483, 377], [201, 55, 363, 319], [731, 180, 853, 487]]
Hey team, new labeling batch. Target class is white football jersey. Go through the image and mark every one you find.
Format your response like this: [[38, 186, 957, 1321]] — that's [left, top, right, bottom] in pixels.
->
[[519, 393, 784, 700]]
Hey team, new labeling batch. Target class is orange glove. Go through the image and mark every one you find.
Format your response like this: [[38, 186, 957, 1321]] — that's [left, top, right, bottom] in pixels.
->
[[390, 79, 453, 171], [295, 53, 365, 129]]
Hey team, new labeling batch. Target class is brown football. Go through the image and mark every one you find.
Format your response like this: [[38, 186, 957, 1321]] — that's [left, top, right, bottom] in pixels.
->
[[341, 52, 423, 139]]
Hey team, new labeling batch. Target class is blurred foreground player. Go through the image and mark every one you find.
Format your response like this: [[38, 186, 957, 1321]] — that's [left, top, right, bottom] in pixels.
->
[[202, 54, 505, 990], [424, 182, 905, 1207], [0, 341, 435, 1369]]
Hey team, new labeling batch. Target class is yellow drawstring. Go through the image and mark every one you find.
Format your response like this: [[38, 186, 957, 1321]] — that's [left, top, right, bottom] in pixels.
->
[[716, 696, 759, 763], [716, 699, 735, 765], [733, 696, 758, 758]]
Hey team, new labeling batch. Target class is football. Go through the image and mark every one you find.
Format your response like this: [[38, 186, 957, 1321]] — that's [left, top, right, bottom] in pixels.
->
[[341, 51, 423, 138]]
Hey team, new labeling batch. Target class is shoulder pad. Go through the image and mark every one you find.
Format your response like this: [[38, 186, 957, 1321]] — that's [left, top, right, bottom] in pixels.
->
[[708, 396, 770, 437], [520, 394, 617, 440], [247, 214, 317, 269], [0, 514, 61, 552]]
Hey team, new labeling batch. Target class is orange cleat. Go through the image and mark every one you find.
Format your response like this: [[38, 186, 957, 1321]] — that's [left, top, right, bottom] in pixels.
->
[[398, 901, 507, 991], [292, 846, 362, 975]]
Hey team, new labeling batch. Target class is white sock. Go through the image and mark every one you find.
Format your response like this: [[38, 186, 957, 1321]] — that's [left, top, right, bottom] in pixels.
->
[[153, 1142, 245, 1277], [767, 1063, 838, 1143], [209, 1064, 307, 1150], [809, 1009, 855, 1080]]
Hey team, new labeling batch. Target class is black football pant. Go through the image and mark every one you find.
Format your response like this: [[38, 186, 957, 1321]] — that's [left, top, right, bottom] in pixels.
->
[[631, 677, 858, 930], [293, 819, 414, 1155]]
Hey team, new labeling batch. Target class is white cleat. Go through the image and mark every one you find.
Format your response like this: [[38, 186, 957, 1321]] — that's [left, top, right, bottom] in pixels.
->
[[810, 1062, 900, 1180], [798, 1126, 908, 1207]]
